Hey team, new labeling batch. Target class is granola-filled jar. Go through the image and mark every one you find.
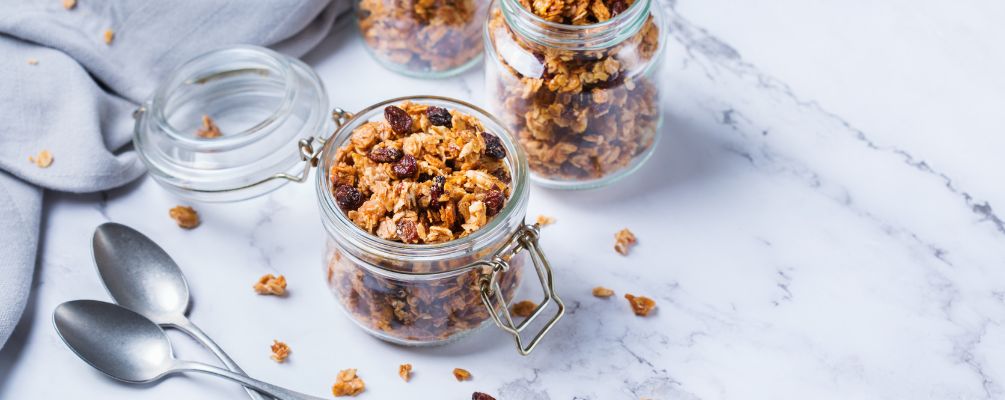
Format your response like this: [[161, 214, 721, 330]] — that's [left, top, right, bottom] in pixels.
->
[[133, 46, 565, 354], [484, 0, 666, 189], [355, 0, 488, 78]]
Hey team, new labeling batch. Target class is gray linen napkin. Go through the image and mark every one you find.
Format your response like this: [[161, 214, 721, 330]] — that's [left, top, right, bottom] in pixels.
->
[[0, 0, 350, 349]]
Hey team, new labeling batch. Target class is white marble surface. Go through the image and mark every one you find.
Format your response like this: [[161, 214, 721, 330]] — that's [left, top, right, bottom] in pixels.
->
[[3, 0, 1005, 398]]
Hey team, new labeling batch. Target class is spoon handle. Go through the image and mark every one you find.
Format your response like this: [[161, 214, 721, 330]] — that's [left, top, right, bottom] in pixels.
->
[[175, 361, 328, 400], [172, 318, 269, 400]]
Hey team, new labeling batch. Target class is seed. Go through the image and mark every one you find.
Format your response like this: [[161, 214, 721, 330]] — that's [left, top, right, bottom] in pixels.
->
[[396, 219, 419, 243], [368, 145, 403, 163], [384, 105, 413, 135], [334, 185, 364, 211], [429, 175, 446, 209], [426, 106, 453, 128], [392, 154, 418, 179], [484, 190, 505, 216], [481, 132, 506, 159]]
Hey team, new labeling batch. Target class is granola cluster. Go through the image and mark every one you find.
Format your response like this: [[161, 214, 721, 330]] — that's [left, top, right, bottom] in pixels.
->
[[487, 0, 662, 181], [357, 0, 486, 73]]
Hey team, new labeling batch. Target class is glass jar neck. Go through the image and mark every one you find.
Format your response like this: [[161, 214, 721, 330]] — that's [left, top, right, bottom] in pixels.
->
[[499, 0, 653, 50]]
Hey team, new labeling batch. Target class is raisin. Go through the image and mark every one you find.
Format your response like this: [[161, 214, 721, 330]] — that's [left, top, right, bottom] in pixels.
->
[[484, 190, 505, 216], [334, 185, 364, 211], [472, 393, 496, 400], [384, 105, 413, 135], [482, 132, 506, 159], [607, 0, 629, 16], [392, 154, 418, 178], [368, 145, 403, 163], [429, 175, 446, 209], [491, 167, 511, 184], [396, 219, 419, 243], [426, 106, 453, 128]]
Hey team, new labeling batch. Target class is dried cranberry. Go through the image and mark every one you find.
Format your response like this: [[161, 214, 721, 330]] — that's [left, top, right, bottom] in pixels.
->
[[607, 0, 629, 16], [472, 393, 496, 400], [429, 175, 446, 209], [426, 106, 453, 128], [334, 185, 364, 211], [482, 132, 506, 159], [368, 145, 403, 163], [484, 190, 505, 216], [384, 105, 413, 135], [396, 219, 419, 243], [392, 154, 418, 179]]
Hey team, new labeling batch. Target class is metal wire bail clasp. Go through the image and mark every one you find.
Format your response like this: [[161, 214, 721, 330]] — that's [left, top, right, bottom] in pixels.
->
[[478, 223, 565, 355]]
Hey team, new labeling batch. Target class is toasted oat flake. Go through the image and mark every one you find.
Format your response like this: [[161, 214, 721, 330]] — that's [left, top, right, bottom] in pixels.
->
[[535, 215, 556, 226], [254, 274, 287, 296], [398, 363, 412, 382], [168, 206, 200, 229], [102, 29, 114, 44], [332, 368, 366, 397], [452, 368, 472, 381], [624, 293, 656, 316], [592, 286, 615, 298], [614, 228, 637, 256], [27, 58, 39, 65], [270, 340, 290, 363], [510, 300, 537, 318], [28, 150, 53, 168], [195, 115, 222, 138], [62, 0, 76, 9]]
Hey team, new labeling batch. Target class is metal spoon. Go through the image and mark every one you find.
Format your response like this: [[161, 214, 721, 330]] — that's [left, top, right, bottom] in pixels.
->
[[91, 222, 266, 400], [53, 300, 325, 400]]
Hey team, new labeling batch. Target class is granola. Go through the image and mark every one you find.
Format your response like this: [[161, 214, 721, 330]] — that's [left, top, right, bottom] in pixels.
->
[[535, 214, 556, 226], [168, 205, 200, 229], [63, 0, 76, 10], [453, 368, 472, 381], [332, 368, 366, 397], [27, 58, 38, 65], [254, 274, 287, 296], [487, 0, 662, 182], [473, 393, 497, 400], [614, 228, 636, 255], [356, 0, 486, 74], [103, 29, 114, 45], [195, 115, 222, 138], [624, 293, 655, 316], [510, 300, 536, 317], [270, 340, 290, 363], [28, 150, 53, 168], [592, 286, 614, 298], [399, 363, 412, 382]]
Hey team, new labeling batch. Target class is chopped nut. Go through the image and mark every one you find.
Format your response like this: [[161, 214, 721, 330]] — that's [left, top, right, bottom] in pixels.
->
[[254, 274, 287, 296], [452, 368, 472, 381], [168, 206, 200, 229], [332, 368, 366, 397], [270, 340, 290, 363], [473, 393, 497, 400], [510, 300, 537, 318], [195, 115, 222, 138], [28, 150, 53, 168], [102, 29, 114, 45], [624, 293, 656, 316], [398, 363, 412, 382], [27, 58, 39, 65], [614, 228, 637, 256], [535, 215, 556, 226], [592, 286, 615, 298], [62, 0, 76, 9]]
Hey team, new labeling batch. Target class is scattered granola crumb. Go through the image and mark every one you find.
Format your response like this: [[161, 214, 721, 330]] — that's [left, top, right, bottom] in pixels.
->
[[452, 368, 472, 381], [270, 340, 290, 363], [592, 286, 615, 298], [28, 150, 53, 168], [102, 29, 114, 45], [332, 368, 366, 397], [624, 293, 656, 316], [510, 300, 537, 318], [473, 393, 497, 400], [398, 363, 412, 382], [535, 215, 556, 226], [168, 205, 200, 229], [195, 115, 222, 138], [254, 274, 287, 296], [27, 58, 39, 65], [614, 228, 637, 256], [62, 0, 76, 10]]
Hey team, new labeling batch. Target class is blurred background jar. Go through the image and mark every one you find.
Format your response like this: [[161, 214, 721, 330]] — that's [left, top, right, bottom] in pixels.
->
[[484, 0, 666, 189], [356, 0, 489, 78]]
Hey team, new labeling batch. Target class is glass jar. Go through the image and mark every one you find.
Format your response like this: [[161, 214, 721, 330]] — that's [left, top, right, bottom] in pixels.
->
[[134, 46, 565, 354], [355, 0, 488, 78], [484, 0, 666, 189]]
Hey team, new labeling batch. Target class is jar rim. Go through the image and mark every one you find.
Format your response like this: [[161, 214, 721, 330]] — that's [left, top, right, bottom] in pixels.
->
[[315, 95, 530, 270], [499, 0, 656, 49]]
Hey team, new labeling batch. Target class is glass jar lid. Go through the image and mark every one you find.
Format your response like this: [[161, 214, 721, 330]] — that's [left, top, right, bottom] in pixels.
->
[[134, 45, 330, 202]]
